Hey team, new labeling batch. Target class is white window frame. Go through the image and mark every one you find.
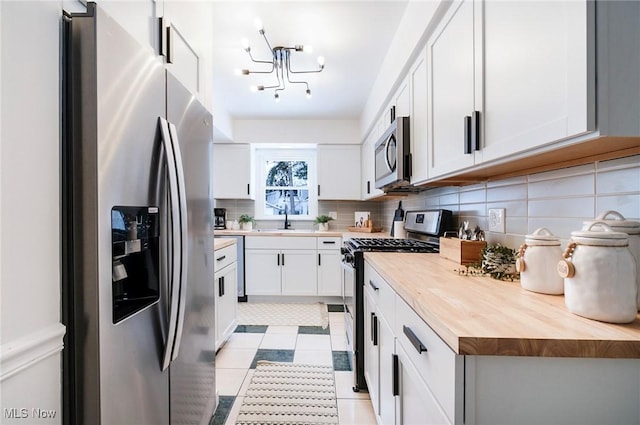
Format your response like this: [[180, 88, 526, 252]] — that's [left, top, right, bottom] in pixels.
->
[[254, 147, 317, 221]]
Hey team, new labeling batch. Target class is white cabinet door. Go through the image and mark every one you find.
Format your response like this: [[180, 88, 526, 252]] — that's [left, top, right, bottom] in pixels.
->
[[361, 134, 384, 200], [395, 77, 410, 118], [480, 0, 592, 163], [410, 48, 429, 184], [215, 262, 238, 350], [213, 144, 254, 199], [395, 342, 451, 425], [245, 249, 281, 295], [317, 145, 361, 200], [317, 251, 342, 296], [427, 0, 479, 179], [364, 290, 380, 414], [281, 250, 317, 296], [378, 314, 396, 425]]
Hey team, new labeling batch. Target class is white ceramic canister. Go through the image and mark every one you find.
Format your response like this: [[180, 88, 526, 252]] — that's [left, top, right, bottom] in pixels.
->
[[558, 222, 637, 323], [583, 210, 640, 310], [516, 227, 564, 294]]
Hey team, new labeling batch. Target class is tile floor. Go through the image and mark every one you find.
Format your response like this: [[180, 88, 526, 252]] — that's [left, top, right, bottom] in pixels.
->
[[211, 304, 376, 425]]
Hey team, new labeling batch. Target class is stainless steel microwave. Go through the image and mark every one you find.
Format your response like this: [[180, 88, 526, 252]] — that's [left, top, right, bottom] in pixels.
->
[[374, 116, 411, 191]]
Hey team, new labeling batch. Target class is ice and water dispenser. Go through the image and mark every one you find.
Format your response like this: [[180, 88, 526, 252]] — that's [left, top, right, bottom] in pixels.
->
[[111, 206, 160, 323]]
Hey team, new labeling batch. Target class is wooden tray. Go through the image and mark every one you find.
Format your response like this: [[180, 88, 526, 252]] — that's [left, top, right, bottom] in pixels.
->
[[347, 226, 383, 233]]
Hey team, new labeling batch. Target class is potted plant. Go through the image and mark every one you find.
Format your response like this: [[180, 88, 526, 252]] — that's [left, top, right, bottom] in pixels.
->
[[314, 215, 334, 231], [238, 214, 255, 231]]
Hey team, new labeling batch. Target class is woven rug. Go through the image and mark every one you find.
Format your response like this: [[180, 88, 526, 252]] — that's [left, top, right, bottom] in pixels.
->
[[237, 302, 328, 328], [236, 361, 339, 425]]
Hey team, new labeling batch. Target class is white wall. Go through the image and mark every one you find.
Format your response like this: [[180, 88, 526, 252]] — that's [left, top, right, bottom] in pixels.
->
[[0, 2, 64, 424], [232, 119, 360, 144]]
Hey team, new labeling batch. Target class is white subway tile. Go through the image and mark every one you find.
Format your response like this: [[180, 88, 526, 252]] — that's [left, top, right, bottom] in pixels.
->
[[528, 197, 594, 218], [597, 155, 640, 172], [487, 184, 528, 202], [596, 194, 640, 221], [597, 167, 640, 194], [528, 174, 595, 199], [528, 163, 594, 182]]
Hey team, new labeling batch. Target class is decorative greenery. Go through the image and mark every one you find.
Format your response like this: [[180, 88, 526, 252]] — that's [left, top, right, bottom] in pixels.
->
[[455, 244, 520, 281], [314, 215, 334, 224], [238, 214, 255, 224]]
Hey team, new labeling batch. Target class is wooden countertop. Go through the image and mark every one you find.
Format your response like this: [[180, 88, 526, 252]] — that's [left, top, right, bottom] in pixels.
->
[[214, 238, 236, 251], [364, 252, 640, 359]]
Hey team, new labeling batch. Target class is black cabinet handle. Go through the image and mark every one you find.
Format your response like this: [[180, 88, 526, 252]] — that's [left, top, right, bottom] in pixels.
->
[[392, 354, 399, 396], [318, 253, 321, 266], [367, 181, 371, 194], [318, 184, 321, 197], [281, 253, 285, 266], [472, 110, 481, 151], [403, 325, 427, 354], [464, 115, 472, 154], [247, 183, 250, 195], [322, 241, 336, 244], [370, 313, 375, 343], [372, 314, 378, 346], [218, 276, 224, 297], [369, 280, 379, 291], [216, 255, 226, 262], [277, 253, 280, 266], [165, 26, 173, 64]]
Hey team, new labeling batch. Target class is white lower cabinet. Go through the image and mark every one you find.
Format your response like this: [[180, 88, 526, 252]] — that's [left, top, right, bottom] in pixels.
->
[[245, 236, 318, 296], [317, 237, 342, 296], [395, 342, 450, 425], [214, 245, 238, 350]]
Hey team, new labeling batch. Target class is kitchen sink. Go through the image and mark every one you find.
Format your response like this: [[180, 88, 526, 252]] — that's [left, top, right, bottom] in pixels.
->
[[254, 228, 309, 232]]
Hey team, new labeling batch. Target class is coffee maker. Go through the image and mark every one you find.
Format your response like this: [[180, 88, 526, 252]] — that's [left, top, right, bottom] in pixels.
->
[[214, 208, 226, 229]]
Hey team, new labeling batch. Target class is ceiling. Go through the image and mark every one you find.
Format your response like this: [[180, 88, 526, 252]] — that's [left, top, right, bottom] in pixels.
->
[[210, 1, 410, 121]]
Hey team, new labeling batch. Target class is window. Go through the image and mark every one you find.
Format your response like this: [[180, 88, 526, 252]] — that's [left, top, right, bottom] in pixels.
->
[[255, 148, 317, 220]]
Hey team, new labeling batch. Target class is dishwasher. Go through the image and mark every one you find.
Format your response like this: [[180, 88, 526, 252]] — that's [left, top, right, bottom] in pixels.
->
[[215, 235, 246, 301]]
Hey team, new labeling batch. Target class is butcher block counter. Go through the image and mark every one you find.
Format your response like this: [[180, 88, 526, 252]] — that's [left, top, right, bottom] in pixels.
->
[[213, 237, 236, 251], [365, 252, 640, 359]]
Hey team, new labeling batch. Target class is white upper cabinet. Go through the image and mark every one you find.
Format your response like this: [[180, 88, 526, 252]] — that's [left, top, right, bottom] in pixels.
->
[[480, 0, 593, 164], [317, 145, 361, 200], [361, 133, 385, 200], [394, 77, 410, 118], [409, 48, 429, 184], [426, 0, 479, 179], [213, 144, 254, 199]]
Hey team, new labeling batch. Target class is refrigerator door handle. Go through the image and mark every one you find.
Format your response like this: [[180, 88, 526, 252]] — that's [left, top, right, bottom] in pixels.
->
[[159, 117, 182, 371], [167, 121, 189, 363]]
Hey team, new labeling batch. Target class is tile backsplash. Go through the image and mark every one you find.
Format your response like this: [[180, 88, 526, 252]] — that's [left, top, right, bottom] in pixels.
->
[[381, 155, 640, 248], [214, 155, 639, 249]]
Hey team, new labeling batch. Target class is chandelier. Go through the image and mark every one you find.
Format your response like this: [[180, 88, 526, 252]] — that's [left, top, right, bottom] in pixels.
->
[[238, 18, 325, 102]]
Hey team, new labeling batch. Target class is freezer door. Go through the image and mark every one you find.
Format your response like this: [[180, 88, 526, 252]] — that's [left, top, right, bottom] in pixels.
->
[[166, 71, 216, 425], [64, 4, 169, 425]]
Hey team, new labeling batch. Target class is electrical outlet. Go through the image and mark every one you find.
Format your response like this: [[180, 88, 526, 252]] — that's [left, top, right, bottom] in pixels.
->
[[328, 211, 337, 219], [488, 208, 506, 233]]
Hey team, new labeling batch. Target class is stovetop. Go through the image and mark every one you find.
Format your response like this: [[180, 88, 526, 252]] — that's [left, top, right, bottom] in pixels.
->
[[346, 237, 440, 253]]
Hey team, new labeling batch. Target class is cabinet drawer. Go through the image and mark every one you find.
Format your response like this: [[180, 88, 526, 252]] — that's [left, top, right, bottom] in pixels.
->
[[395, 296, 459, 423], [245, 236, 316, 250], [364, 262, 395, 327], [214, 245, 237, 272], [316, 236, 341, 250]]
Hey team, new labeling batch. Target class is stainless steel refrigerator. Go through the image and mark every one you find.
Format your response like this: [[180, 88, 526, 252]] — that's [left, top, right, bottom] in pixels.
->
[[62, 3, 215, 424]]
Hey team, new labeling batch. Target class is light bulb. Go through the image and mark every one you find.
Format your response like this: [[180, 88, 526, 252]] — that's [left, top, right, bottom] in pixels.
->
[[241, 37, 250, 51], [234, 69, 242, 76], [317, 56, 325, 68], [305, 45, 313, 54], [250, 86, 258, 93], [306, 89, 312, 99], [254, 18, 263, 32], [274, 93, 280, 103]]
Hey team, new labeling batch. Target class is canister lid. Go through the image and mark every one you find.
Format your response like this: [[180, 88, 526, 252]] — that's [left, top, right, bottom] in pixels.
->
[[525, 227, 560, 245], [583, 210, 640, 235], [571, 222, 629, 246]]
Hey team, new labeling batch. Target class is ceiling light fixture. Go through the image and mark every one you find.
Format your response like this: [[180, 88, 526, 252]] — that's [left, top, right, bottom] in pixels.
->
[[239, 18, 325, 102]]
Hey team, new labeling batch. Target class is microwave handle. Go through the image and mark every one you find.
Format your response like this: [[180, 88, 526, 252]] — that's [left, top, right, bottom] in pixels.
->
[[384, 134, 396, 172]]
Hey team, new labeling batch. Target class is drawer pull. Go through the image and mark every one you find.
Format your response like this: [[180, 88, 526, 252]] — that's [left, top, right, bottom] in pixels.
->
[[392, 354, 399, 396], [218, 276, 225, 297], [373, 314, 378, 346], [370, 313, 375, 343], [369, 280, 379, 291], [322, 241, 336, 244], [216, 255, 226, 262], [403, 325, 427, 354]]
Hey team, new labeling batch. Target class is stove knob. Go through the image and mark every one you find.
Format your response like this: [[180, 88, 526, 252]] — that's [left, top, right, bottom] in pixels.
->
[[340, 247, 349, 255]]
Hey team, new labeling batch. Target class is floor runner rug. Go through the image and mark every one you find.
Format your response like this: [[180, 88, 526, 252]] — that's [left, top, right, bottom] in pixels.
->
[[237, 302, 328, 328], [236, 361, 339, 425]]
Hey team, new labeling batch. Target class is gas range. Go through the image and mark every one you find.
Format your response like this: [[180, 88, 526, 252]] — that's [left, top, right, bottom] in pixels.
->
[[340, 209, 452, 392]]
